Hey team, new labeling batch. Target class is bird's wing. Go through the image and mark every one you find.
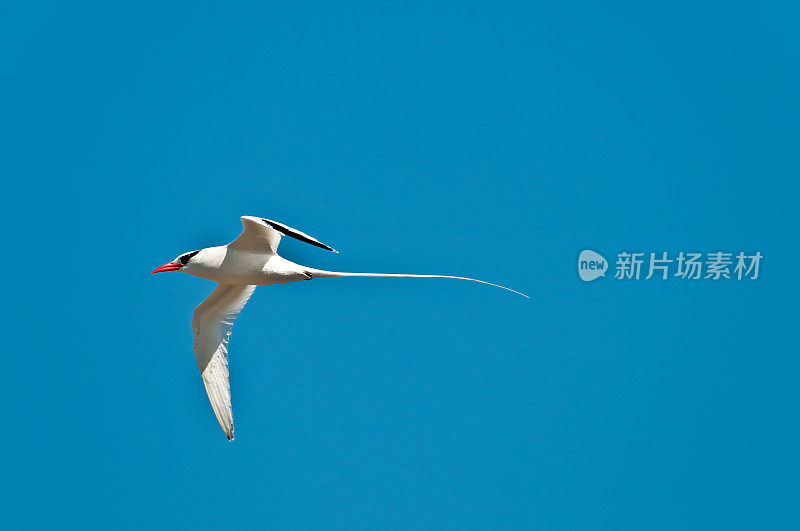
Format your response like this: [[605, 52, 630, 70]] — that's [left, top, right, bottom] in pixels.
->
[[192, 282, 257, 441], [228, 216, 337, 254]]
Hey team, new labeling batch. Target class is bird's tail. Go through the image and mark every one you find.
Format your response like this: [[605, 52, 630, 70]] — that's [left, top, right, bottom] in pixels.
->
[[305, 268, 529, 298]]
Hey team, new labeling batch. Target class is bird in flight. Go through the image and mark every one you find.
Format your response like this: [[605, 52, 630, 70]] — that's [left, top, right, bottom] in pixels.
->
[[153, 216, 528, 440]]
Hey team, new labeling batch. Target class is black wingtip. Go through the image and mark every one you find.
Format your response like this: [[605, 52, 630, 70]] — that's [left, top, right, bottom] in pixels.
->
[[261, 218, 338, 253]]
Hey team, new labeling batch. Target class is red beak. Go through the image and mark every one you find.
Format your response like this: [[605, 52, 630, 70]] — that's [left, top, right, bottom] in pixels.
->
[[152, 261, 183, 274]]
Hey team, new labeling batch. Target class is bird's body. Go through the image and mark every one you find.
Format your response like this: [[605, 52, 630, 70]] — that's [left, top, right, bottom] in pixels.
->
[[153, 216, 528, 440], [181, 246, 312, 285]]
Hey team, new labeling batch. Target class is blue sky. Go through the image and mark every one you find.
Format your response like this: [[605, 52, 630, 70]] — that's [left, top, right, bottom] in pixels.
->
[[2, 1, 798, 528]]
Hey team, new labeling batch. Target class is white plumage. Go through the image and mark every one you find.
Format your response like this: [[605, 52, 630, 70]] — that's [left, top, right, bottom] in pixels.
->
[[153, 216, 528, 440]]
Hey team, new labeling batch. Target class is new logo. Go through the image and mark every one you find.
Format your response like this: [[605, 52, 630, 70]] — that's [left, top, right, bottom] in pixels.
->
[[578, 250, 607, 282]]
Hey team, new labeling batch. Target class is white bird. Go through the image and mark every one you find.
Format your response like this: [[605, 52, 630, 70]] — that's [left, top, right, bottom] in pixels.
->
[[153, 216, 528, 440]]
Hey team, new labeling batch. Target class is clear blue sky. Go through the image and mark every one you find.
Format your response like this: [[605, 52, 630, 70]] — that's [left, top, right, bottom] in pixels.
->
[[2, 1, 797, 528]]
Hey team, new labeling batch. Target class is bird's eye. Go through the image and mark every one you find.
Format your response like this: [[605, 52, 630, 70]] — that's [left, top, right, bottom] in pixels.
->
[[179, 250, 201, 265]]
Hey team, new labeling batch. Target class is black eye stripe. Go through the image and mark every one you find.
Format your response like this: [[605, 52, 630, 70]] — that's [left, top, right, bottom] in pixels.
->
[[178, 250, 200, 264]]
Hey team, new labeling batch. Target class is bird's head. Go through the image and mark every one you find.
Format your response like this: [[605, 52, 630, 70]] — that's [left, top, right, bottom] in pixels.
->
[[152, 250, 201, 273]]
